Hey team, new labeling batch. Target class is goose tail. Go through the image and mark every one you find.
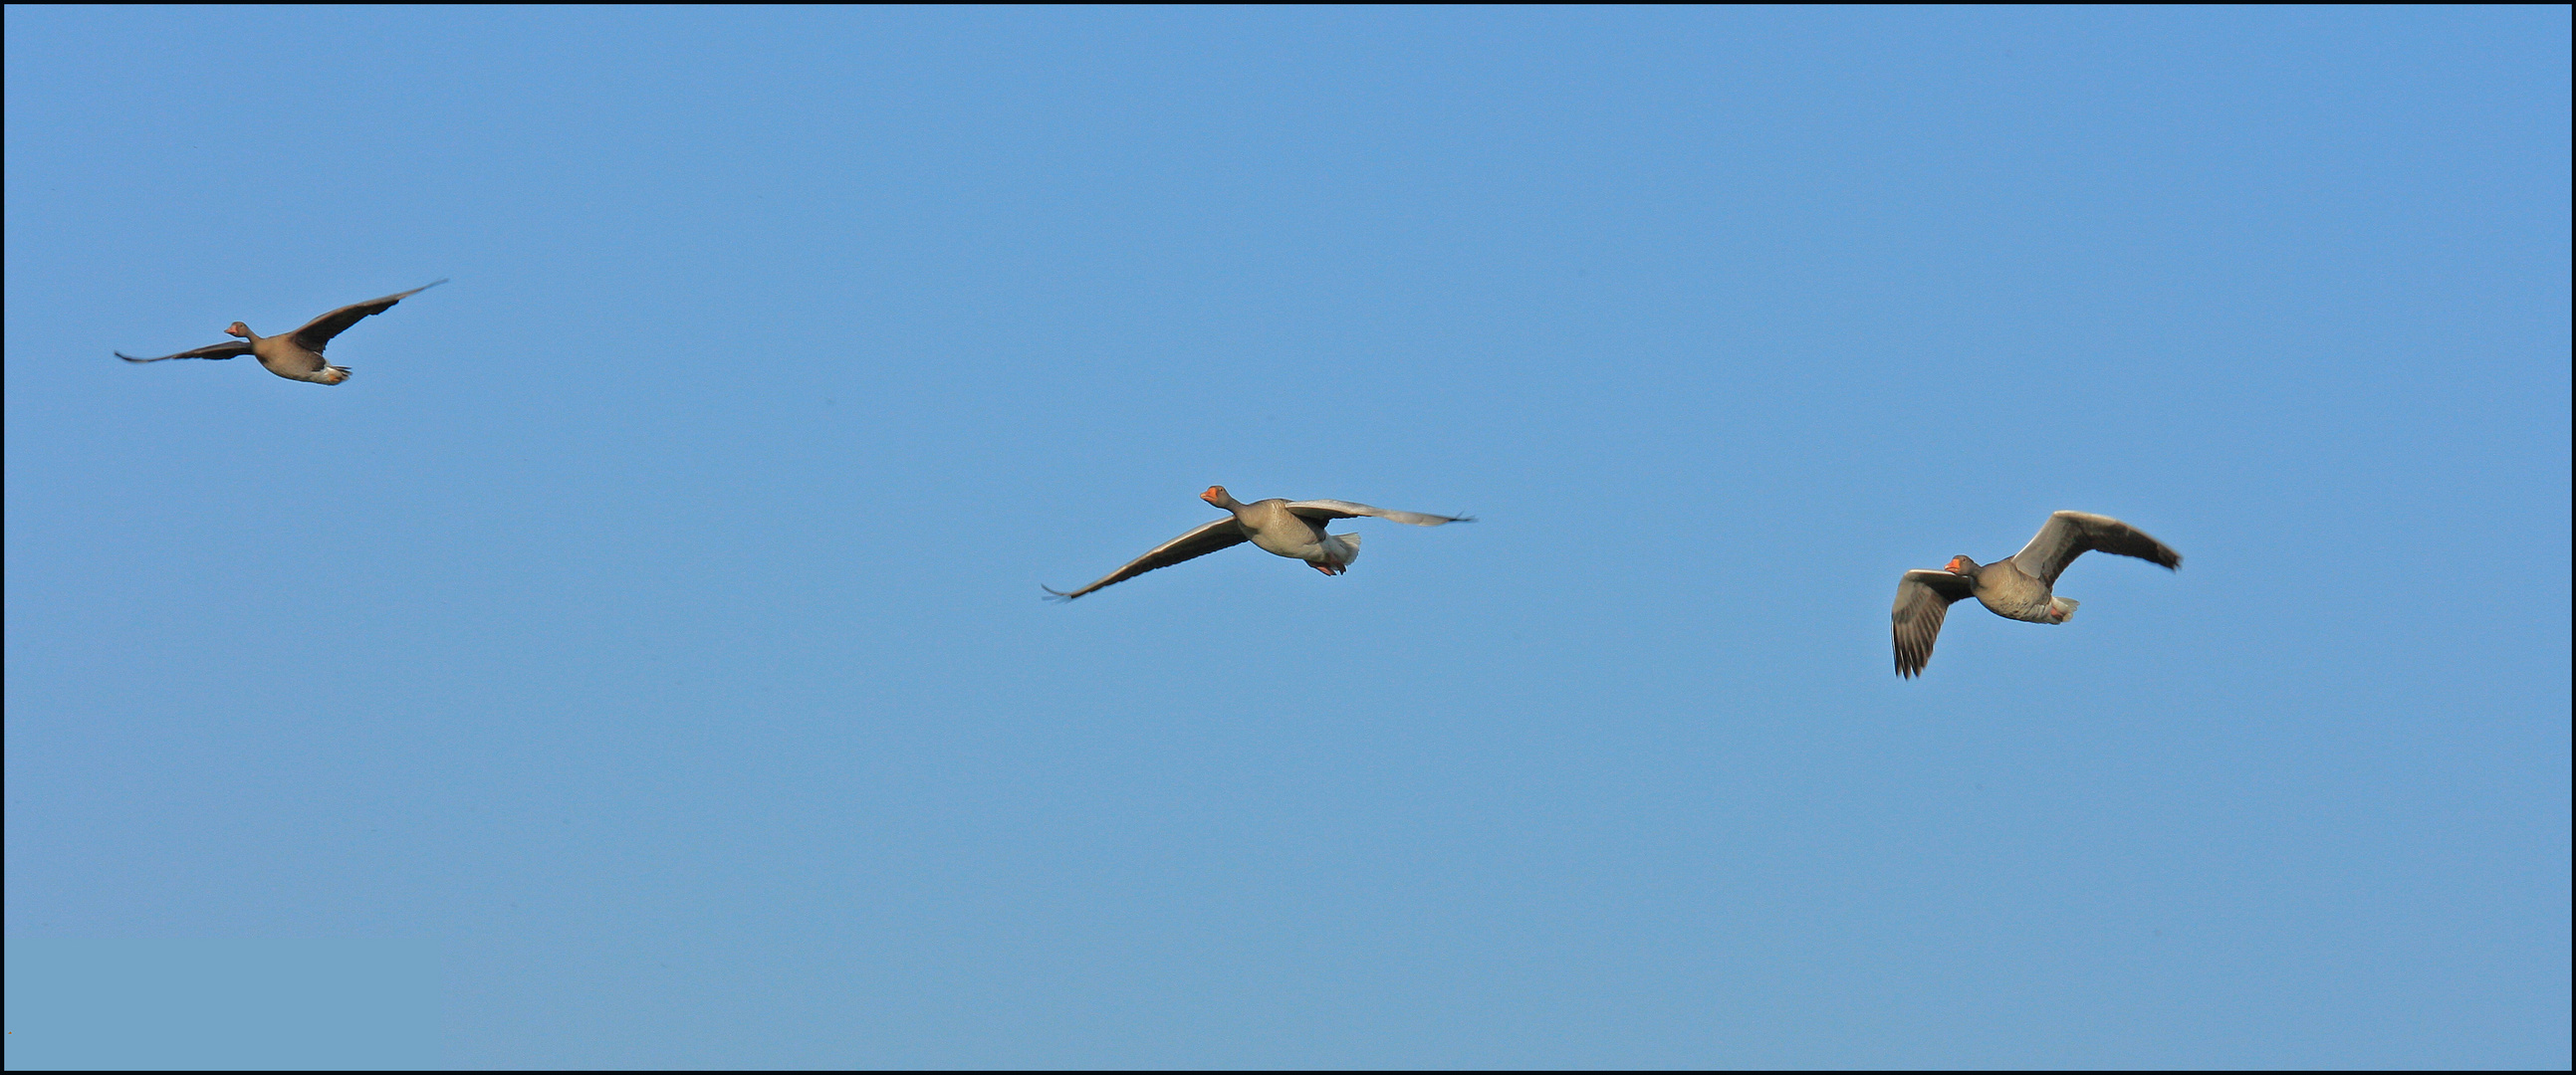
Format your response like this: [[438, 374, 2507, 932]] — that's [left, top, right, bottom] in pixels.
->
[[1327, 533, 1361, 569]]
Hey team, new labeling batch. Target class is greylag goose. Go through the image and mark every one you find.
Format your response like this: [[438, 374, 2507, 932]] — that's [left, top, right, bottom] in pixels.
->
[[1892, 511, 2181, 677], [1045, 486, 1473, 600], [117, 281, 446, 384]]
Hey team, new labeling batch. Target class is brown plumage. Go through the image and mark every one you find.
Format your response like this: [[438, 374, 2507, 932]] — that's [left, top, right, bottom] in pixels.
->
[[117, 281, 445, 385], [1893, 511, 2181, 677], [1045, 486, 1472, 600]]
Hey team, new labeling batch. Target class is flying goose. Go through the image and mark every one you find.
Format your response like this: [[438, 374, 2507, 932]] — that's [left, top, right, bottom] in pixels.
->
[[117, 281, 446, 384], [1892, 511, 2181, 677], [1045, 486, 1473, 600]]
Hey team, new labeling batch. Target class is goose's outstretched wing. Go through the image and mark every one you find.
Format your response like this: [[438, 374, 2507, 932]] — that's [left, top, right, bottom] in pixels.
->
[[117, 340, 254, 363], [2009, 511, 2181, 587], [1284, 500, 1474, 527], [1044, 517, 1248, 600], [1893, 568, 1976, 678], [289, 280, 446, 352]]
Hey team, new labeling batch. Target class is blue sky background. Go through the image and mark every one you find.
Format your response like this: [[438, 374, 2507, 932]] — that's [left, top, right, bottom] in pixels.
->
[[6, 7, 2567, 1068], [5, 939, 438, 1070]]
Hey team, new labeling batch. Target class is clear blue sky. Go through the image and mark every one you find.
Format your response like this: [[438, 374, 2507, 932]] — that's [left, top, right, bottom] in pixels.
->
[[6, 7, 2567, 1068]]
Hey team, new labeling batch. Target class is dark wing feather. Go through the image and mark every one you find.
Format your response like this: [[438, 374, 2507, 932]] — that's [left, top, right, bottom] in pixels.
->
[[1044, 517, 1249, 600], [117, 340, 253, 363], [289, 279, 446, 352], [2008, 511, 2181, 587], [1893, 568, 1975, 678]]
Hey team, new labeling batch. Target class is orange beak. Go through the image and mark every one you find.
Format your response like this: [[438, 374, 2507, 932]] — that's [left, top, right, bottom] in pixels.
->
[[1201, 486, 1226, 504]]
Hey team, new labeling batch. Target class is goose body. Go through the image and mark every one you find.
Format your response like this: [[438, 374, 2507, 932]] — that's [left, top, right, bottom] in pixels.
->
[[117, 281, 445, 385], [1045, 486, 1471, 600], [1892, 511, 2181, 677]]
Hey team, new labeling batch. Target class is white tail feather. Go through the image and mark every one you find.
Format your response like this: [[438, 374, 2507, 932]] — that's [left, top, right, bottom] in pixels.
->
[[2048, 595, 2079, 622], [1328, 533, 1361, 566]]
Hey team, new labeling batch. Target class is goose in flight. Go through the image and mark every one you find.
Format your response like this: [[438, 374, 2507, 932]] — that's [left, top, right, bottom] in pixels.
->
[[1892, 511, 2181, 677], [1045, 486, 1473, 600], [117, 281, 446, 384]]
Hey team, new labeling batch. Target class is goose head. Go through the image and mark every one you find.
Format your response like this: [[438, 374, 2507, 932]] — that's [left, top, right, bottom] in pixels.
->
[[1201, 486, 1243, 511], [1946, 555, 1980, 575], [224, 322, 253, 339]]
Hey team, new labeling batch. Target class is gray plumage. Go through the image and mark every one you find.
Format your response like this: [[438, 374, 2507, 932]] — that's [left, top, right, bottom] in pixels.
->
[[1893, 511, 2181, 677], [1046, 486, 1472, 600]]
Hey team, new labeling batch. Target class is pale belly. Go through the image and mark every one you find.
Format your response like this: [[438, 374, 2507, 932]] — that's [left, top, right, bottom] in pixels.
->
[[1231, 503, 1329, 561], [1976, 573, 2057, 622], [252, 338, 328, 379], [1244, 522, 1326, 560]]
